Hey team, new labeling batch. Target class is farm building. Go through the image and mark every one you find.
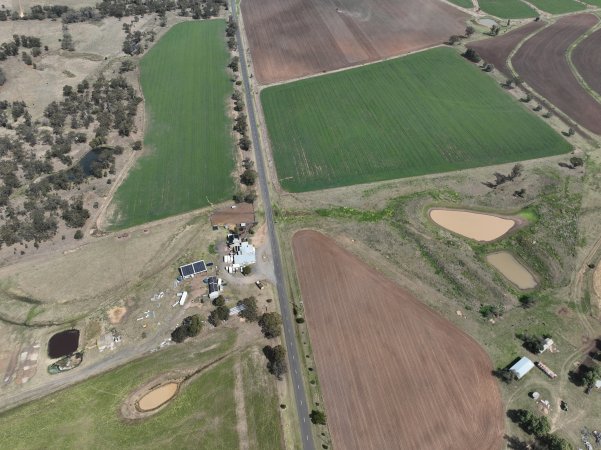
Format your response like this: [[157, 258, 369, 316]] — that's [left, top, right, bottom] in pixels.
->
[[208, 276, 223, 300], [234, 242, 256, 266], [179, 260, 207, 279], [224, 235, 256, 272], [539, 338, 554, 354], [510, 357, 535, 379]]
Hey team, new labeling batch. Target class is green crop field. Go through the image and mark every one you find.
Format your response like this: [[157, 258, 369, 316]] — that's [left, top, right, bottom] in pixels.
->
[[446, 0, 473, 8], [527, 0, 585, 13], [261, 47, 570, 193], [478, 0, 537, 18], [110, 20, 234, 230], [584, 0, 601, 6]]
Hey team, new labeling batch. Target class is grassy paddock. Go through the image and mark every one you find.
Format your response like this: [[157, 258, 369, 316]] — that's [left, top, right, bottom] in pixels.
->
[[478, 0, 537, 18], [242, 351, 285, 450], [446, 0, 474, 8], [0, 330, 238, 449], [110, 20, 234, 229], [262, 47, 570, 193], [527, 0, 585, 13]]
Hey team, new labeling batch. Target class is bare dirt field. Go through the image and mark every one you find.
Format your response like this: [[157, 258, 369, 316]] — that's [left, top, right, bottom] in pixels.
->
[[210, 203, 255, 227], [292, 230, 504, 450], [241, 0, 468, 85], [468, 20, 545, 76], [512, 14, 601, 134], [572, 27, 601, 98]]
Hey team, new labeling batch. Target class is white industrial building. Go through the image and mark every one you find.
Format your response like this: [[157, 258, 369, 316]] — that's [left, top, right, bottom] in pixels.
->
[[510, 356, 535, 379]]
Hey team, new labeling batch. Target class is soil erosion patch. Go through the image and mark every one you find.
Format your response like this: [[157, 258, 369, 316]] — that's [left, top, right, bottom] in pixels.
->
[[429, 208, 519, 242], [241, 0, 467, 84], [468, 21, 546, 76], [512, 14, 601, 134], [292, 230, 504, 450], [572, 27, 601, 99], [486, 251, 538, 289], [47, 329, 79, 358]]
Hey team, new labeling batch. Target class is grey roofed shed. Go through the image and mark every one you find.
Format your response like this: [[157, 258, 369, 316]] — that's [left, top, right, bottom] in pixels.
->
[[510, 356, 535, 379]]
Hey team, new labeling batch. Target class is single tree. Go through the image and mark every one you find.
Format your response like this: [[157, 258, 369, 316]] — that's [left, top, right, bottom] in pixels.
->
[[259, 312, 282, 338], [310, 409, 327, 425], [239, 296, 258, 321]]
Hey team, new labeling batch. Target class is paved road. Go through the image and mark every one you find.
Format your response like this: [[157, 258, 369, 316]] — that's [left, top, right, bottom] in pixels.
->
[[228, 3, 315, 449]]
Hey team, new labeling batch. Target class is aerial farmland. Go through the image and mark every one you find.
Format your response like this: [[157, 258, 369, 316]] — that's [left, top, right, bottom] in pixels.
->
[[3, 0, 601, 448]]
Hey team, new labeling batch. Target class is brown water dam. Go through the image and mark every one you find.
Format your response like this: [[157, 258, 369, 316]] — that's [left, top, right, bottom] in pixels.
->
[[486, 251, 537, 290], [137, 383, 178, 411], [429, 209, 517, 242]]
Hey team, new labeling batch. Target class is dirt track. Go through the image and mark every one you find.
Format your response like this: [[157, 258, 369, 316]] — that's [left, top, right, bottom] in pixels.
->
[[292, 230, 504, 450], [512, 14, 601, 134], [241, 0, 467, 85], [468, 21, 545, 76], [572, 27, 601, 98]]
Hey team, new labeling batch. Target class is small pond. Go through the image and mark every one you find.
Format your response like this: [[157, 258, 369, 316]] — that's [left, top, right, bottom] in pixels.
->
[[47, 329, 80, 358], [429, 208, 517, 242], [138, 383, 179, 411], [486, 251, 537, 290]]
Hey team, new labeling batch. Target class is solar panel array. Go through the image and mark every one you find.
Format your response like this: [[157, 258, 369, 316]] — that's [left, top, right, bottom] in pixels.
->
[[179, 260, 207, 277]]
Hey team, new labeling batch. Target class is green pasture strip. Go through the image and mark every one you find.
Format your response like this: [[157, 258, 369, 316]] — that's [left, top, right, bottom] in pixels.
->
[[446, 0, 474, 8], [110, 20, 234, 229], [261, 47, 570, 193], [0, 330, 238, 450], [527, 0, 586, 13], [478, 0, 537, 18], [242, 351, 285, 450]]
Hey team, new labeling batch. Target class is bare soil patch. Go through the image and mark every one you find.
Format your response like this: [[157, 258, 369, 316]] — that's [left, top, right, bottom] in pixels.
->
[[241, 0, 468, 85], [512, 14, 601, 134], [292, 230, 504, 450], [468, 20, 546, 76], [108, 307, 127, 324], [572, 27, 601, 98], [210, 203, 255, 227]]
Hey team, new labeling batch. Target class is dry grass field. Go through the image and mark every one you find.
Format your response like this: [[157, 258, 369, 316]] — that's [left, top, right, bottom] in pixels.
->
[[241, 0, 467, 84], [292, 230, 504, 450]]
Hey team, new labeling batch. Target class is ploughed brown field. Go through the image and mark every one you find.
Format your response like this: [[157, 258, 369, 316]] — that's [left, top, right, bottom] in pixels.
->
[[468, 21, 545, 76], [572, 28, 601, 98], [241, 0, 467, 85], [513, 14, 601, 134], [292, 230, 504, 450]]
